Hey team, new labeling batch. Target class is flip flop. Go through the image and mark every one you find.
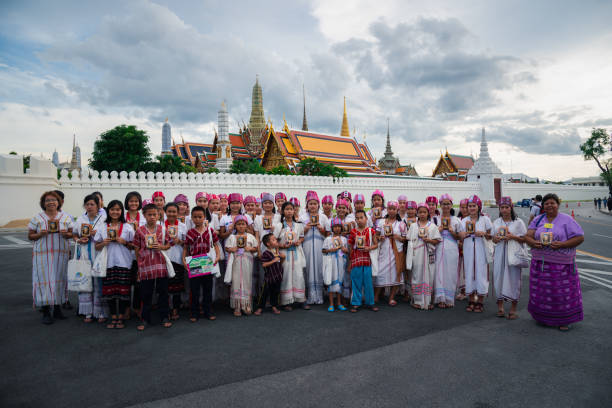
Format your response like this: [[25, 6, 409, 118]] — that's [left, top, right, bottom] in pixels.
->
[[327, 306, 335, 312], [507, 313, 519, 320], [388, 300, 398, 307], [496, 311, 506, 317], [337, 305, 347, 311]]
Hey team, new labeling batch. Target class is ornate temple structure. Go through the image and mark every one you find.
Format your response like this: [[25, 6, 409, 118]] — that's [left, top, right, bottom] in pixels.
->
[[467, 127, 503, 201], [53, 135, 81, 171], [161, 118, 172, 155], [431, 149, 475, 181], [171, 76, 421, 176], [377, 119, 418, 176]]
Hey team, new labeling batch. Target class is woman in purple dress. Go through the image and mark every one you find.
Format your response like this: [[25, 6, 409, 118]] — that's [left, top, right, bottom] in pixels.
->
[[524, 193, 584, 331]]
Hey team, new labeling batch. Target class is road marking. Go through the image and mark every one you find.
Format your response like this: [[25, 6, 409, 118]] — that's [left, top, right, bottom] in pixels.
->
[[0, 245, 31, 250], [579, 268, 612, 276], [575, 259, 612, 266], [580, 272, 612, 290], [573, 218, 612, 227], [577, 250, 612, 262], [593, 233, 612, 239], [3, 236, 30, 245]]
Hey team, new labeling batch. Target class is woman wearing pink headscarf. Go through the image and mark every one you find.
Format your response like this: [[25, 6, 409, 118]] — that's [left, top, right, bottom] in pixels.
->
[[433, 194, 463, 308]]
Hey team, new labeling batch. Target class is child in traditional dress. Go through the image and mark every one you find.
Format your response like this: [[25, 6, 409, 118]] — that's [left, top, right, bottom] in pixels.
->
[[254, 233, 285, 315], [278, 201, 307, 310], [433, 194, 462, 308], [28, 191, 73, 324], [73, 193, 107, 323], [152, 191, 166, 223], [348, 210, 378, 312], [206, 193, 222, 230], [492, 197, 526, 319], [195, 192, 208, 209], [95, 200, 134, 329], [133, 203, 173, 330], [322, 218, 348, 311], [174, 194, 190, 224], [338, 191, 353, 214], [275, 192, 287, 217], [322, 195, 334, 219], [224, 215, 258, 316], [243, 195, 261, 296], [124, 191, 144, 319], [183, 206, 220, 322], [243, 195, 258, 235], [219, 193, 229, 214], [301, 191, 329, 305], [401, 201, 418, 302], [289, 197, 303, 219], [335, 198, 355, 304], [459, 195, 493, 313], [426, 196, 440, 219], [397, 194, 408, 220], [374, 201, 406, 305], [367, 190, 386, 229], [164, 202, 187, 321], [456, 198, 470, 301], [407, 203, 441, 310], [254, 193, 277, 246]]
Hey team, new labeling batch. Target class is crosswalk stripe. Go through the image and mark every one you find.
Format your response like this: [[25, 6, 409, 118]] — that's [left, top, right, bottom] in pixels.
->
[[575, 259, 612, 266], [579, 268, 612, 276], [580, 272, 612, 289], [3, 236, 30, 245]]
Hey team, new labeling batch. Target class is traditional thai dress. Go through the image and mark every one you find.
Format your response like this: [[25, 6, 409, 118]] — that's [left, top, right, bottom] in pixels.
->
[[433, 215, 462, 305], [224, 233, 257, 310], [73, 211, 108, 318], [29, 212, 72, 307], [95, 223, 135, 303], [461, 215, 493, 296], [300, 212, 329, 304], [322, 235, 347, 293], [374, 220, 405, 288], [166, 220, 187, 302], [278, 221, 306, 305], [527, 213, 584, 326], [407, 221, 441, 309], [337, 213, 355, 299], [367, 207, 387, 229], [492, 218, 527, 303]]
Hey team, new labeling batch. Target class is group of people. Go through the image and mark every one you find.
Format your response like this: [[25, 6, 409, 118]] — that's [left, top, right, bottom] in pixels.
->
[[29, 188, 585, 331], [594, 196, 612, 212]]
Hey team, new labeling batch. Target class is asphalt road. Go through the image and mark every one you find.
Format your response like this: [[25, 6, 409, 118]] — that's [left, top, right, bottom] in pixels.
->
[[1, 203, 611, 408]]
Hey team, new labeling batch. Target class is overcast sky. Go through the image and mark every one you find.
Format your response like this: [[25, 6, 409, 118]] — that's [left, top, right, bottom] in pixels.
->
[[1, 0, 611, 180]]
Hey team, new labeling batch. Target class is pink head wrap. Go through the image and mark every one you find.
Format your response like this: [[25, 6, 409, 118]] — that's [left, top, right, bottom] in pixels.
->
[[330, 217, 343, 227], [322, 195, 334, 205], [195, 192, 207, 201], [208, 194, 219, 201], [173, 194, 188, 204], [468, 195, 482, 208], [417, 202, 428, 211], [305, 191, 319, 204], [336, 198, 349, 209], [397, 194, 408, 201], [243, 195, 257, 205], [219, 193, 228, 200], [460, 198, 469, 206], [425, 196, 438, 205], [142, 199, 153, 206], [152, 191, 165, 199], [372, 189, 384, 199], [354, 193, 365, 203], [340, 191, 352, 201], [439, 194, 453, 204], [233, 214, 249, 224], [387, 200, 399, 208], [261, 192, 274, 203], [228, 193, 243, 203], [406, 201, 417, 209], [275, 192, 287, 201], [498, 196, 513, 207], [289, 197, 300, 207]]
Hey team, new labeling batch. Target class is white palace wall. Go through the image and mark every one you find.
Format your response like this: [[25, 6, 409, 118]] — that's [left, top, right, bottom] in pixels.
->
[[1, 155, 608, 225]]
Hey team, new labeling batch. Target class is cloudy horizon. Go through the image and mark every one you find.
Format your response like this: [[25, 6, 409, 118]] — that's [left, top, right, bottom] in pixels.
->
[[1, 0, 611, 180]]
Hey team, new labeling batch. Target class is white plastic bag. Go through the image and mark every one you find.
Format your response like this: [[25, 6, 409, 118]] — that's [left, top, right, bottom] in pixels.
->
[[484, 238, 494, 264], [368, 228, 379, 277], [68, 242, 92, 292], [91, 246, 107, 278], [160, 225, 176, 278], [508, 240, 530, 268]]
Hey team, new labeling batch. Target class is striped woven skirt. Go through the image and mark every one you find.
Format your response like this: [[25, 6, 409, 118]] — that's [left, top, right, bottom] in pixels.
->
[[102, 267, 132, 301], [528, 259, 583, 326]]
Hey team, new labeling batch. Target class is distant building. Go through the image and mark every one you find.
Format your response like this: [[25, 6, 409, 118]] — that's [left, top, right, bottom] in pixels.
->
[[570, 176, 605, 186], [54, 135, 81, 171], [432, 150, 475, 181], [377, 119, 418, 176], [52, 150, 59, 167], [467, 128, 503, 201], [161, 118, 172, 155], [502, 173, 538, 183]]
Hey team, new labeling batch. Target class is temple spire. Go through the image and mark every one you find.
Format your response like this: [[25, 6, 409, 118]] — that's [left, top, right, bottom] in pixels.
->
[[340, 96, 350, 137], [384, 118, 393, 155], [301, 84, 308, 131]]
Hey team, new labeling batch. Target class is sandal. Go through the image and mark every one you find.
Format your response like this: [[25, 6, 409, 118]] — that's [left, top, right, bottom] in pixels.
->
[[507, 313, 519, 320], [115, 319, 125, 329], [411, 304, 422, 310], [106, 320, 117, 329], [327, 306, 335, 312], [161, 319, 173, 328], [473, 303, 484, 313], [388, 300, 398, 307], [171, 310, 180, 321], [302, 304, 311, 310], [136, 322, 147, 331], [234, 310, 242, 317], [189, 317, 198, 323], [207, 315, 217, 321], [350, 306, 359, 313], [97, 317, 107, 324], [83, 316, 93, 323], [465, 302, 475, 312], [272, 307, 281, 315], [496, 310, 505, 318], [437, 303, 446, 309], [284, 306, 293, 312], [369, 306, 379, 312], [559, 325, 570, 331], [337, 305, 347, 311], [254, 309, 263, 316]]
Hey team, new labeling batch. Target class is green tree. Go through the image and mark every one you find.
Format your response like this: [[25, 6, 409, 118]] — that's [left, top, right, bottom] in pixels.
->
[[229, 159, 267, 174], [296, 158, 348, 180], [155, 154, 196, 173], [206, 167, 220, 174], [90, 125, 152, 172], [580, 128, 612, 195], [267, 165, 292, 175]]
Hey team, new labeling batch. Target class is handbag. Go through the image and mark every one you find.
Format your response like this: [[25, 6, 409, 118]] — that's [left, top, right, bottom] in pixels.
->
[[67, 242, 92, 292], [367, 228, 379, 277], [91, 246, 107, 277], [508, 240, 530, 268], [160, 225, 176, 278], [484, 238, 494, 264]]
